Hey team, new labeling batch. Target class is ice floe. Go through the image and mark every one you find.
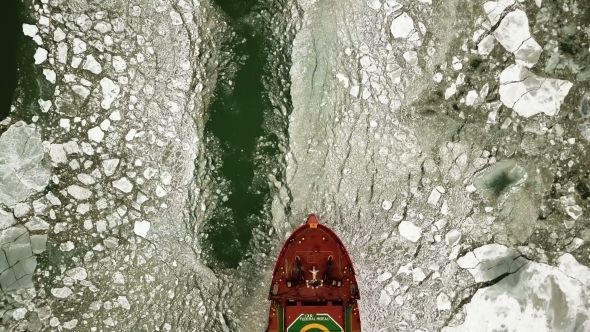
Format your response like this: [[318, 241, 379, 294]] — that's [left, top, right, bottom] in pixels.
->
[[33, 48, 48, 64], [398, 220, 421, 242], [494, 10, 542, 68], [457, 244, 528, 282], [390, 13, 420, 44], [499, 64, 572, 117], [113, 177, 133, 193], [133, 220, 151, 237], [67, 185, 92, 200], [0, 122, 50, 207], [22, 24, 38, 37], [83, 55, 102, 74], [483, 0, 515, 26], [87, 126, 104, 143], [99, 78, 120, 110]]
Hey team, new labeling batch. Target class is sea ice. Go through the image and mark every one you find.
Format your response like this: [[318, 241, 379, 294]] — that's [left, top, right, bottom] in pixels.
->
[[134, 220, 151, 237], [100, 78, 120, 109], [83, 55, 102, 74], [494, 10, 542, 68], [33, 48, 48, 64], [499, 64, 572, 117], [113, 177, 133, 193], [399, 220, 421, 242]]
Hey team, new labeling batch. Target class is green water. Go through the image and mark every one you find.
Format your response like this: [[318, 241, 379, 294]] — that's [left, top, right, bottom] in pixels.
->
[[0, 0, 21, 121], [202, 0, 288, 269]]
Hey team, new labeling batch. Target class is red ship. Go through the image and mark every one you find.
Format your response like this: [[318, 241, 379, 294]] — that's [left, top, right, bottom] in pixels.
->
[[267, 214, 361, 332]]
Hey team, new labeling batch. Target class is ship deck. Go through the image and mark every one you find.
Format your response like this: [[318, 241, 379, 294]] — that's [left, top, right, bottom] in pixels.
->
[[267, 215, 361, 332]]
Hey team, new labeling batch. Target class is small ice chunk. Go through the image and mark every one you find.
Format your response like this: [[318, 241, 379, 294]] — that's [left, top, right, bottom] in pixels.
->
[[100, 119, 111, 131], [134, 220, 151, 237], [13, 202, 30, 217], [368, 0, 381, 10], [50, 144, 67, 164], [433, 73, 443, 83], [51, 287, 72, 299], [112, 56, 127, 72], [382, 200, 393, 211], [412, 268, 426, 282], [379, 290, 392, 306], [499, 64, 572, 118], [77, 173, 96, 185], [83, 55, 102, 74], [565, 205, 582, 220], [67, 185, 92, 200], [170, 11, 183, 25], [478, 35, 495, 56], [399, 220, 422, 242], [160, 172, 172, 185], [125, 128, 137, 141], [445, 229, 462, 246], [43, 69, 56, 84], [445, 83, 457, 100], [38, 99, 52, 113], [66, 267, 87, 280], [390, 13, 418, 42], [34, 48, 48, 64], [427, 187, 443, 205], [378, 271, 393, 282], [72, 85, 90, 99], [94, 22, 112, 34], [22, 24, 38, 37], [109, 110, 121, 121], [100, 78, 120, 110], [437, 293, 451, 310], [38, 16, 50, 26], [484, 0, 516, 26], [155, 185, 167, 197], [403, 51, 418, 66], [452, 56, 463, 70], [57, 43, 68, 64], [31, 234, 47, 253], [73, 38, 87, 54], [54, 28, 66, 42], [102, 159, 119, 177], [87, 126, 104, 143], [465, 90, 479, 106], [113, 177, 133, 193]]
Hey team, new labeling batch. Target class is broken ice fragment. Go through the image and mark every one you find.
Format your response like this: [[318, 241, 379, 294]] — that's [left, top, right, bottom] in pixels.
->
[[0, 210, 16, 230], [565, 205, 582, 220], [379, 290, 392, 306], [155, 185, 167, 197], [22, 24, 38, 37], [102, 159, 120, 177], [382, 200, 393, 211], [494, 10, 542, 67], [100, 78, 120, 110], [83, 55, 102, 74], [113, 177, 133, 193], [427, 187, 443, 205], [412, 268, 426, 282], [457, 244, 528, 283], [87, 126, 104, 143], [51, 287, 73, 299], [478, 35, 495, 56], [54, 28, 66, 42], [66, 267, 88, 280], [445, 229, 461, 246], [378, 271, 393, 282], [112, 56, 127, 72], [398, 220, 421, 242], [33, 48, 48, 64], [134, 220, 151, 237], [484, 0, 516, 26], [0, 122, 50, 207], [499, 64, 572, 117], [390, 13, 419, 43], [67, 185, 92, 200], [73, 38, 87, 54], [436, 293, 451, 311]]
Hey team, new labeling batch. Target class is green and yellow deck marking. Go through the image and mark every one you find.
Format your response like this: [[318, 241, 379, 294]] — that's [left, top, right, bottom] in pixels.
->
[[287, 314, 343, 332]]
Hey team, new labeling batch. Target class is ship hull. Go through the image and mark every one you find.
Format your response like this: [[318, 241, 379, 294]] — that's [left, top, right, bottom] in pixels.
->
[[267, 214, 361, 332]]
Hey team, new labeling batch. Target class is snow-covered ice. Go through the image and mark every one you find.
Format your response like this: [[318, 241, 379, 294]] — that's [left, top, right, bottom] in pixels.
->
[[398, 220, 422, 242]]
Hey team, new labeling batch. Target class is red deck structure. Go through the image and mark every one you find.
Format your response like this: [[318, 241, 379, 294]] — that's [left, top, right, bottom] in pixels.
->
[[267, 214, 361, 332]]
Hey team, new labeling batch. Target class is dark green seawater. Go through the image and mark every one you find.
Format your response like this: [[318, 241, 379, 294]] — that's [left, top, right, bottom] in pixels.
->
[[202, 0, 291, 269], [0, 0, 21, 121]]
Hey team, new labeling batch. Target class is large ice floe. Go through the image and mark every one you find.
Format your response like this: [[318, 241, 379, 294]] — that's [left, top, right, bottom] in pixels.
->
[[499, 64, 573, 117]]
